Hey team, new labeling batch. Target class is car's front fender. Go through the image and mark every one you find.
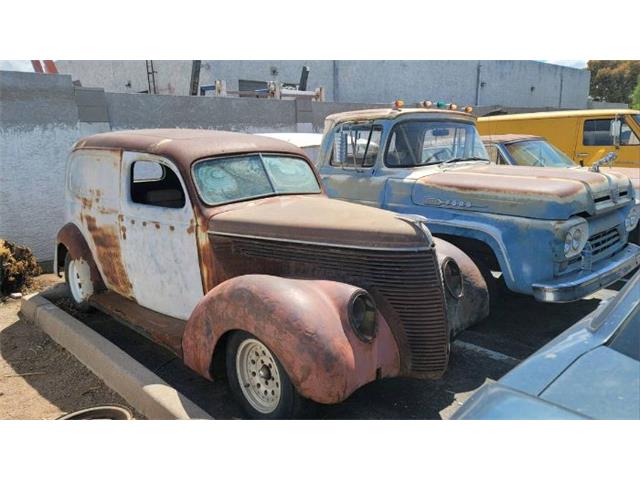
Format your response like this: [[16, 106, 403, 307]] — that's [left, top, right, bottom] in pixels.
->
[[182, 274, 400, 404]]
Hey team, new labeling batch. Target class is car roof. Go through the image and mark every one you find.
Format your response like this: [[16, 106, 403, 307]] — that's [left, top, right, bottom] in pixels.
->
[[481, 134, 544, 144], [325, 108, 474, 124], [73, 129, 308, 168], [479, 109, 640, 122]]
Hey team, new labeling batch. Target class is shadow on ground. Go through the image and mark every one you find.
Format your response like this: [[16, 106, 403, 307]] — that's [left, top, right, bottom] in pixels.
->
[[27, 278, 622, 420]]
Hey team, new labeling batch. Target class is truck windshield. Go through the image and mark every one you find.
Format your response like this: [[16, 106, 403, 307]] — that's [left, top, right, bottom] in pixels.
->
[[385, 121, 488, 167], [505, 140, 575, 167], [193, 154, 321, 206]]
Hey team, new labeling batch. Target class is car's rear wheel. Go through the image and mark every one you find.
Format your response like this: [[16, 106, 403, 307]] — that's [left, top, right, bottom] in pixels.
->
[[226, 331, 306, 419], [64, 253, 94, 312]]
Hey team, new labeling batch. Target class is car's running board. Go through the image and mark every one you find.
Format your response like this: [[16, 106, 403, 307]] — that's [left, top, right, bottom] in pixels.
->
[[90, 291, 185, 358]]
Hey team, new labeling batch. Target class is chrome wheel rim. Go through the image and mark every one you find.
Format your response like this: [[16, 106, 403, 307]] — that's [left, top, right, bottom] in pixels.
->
[[235, 338, 282, 414], [68, 258, 93, 304]]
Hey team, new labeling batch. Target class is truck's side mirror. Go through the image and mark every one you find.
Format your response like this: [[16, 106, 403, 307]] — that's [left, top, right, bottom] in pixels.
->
[[610, 118, 622, 146]]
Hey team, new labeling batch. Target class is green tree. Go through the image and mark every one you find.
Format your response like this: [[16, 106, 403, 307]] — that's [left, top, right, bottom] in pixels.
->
[[588, 60, 640, 104], [632, 75, 640, 110]]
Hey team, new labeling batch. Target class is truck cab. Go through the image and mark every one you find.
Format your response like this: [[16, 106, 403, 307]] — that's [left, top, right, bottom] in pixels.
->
[[318, 105, 640, 303]]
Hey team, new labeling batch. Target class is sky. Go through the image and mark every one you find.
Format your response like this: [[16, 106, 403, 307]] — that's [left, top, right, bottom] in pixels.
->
[[0, 60, 589, 73]]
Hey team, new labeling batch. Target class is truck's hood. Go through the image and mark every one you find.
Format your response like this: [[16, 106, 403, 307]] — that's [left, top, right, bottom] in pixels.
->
[[208, 195, 430, 250], [412, 164, 633, 219]]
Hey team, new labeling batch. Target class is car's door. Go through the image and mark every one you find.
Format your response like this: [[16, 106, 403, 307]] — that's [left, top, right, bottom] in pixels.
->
[[319, 122, 386, 207], [576, 116, 640, 167], [118, 151, 203, 320]]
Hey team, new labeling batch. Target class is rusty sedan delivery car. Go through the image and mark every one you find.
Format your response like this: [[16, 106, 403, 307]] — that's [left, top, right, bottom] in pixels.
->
[[54, 129, 461, 419]]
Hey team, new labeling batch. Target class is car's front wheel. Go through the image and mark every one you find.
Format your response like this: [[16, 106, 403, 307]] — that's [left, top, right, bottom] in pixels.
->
[[64, 253, 95, 312], [226, 331, 306, 419]]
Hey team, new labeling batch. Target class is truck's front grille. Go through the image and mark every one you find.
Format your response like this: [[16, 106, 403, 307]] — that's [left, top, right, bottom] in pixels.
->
[[589, 227, 621, 257], [220, 236, 449, 378]]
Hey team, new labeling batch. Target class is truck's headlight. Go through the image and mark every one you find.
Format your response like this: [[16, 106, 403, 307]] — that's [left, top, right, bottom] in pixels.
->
[[564, 224, 588, 258], [626, 204, 640, 232], [349, 291, 377, 342]]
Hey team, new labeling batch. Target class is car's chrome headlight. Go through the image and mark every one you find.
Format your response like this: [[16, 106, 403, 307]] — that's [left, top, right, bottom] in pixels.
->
[[348, 291, 377, 342], [442, 258, 464, 298], [564, 224, 588, 258], [625, 204, 640, 232]]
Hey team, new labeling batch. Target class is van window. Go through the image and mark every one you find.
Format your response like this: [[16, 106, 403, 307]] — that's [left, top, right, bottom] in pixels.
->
[[583, 118, 639, 146], [130, 160, 186, 208], [621, 121, 639, 145]]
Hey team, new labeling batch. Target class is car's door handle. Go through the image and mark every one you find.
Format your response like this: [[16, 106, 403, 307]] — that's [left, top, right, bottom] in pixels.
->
[[576, 153, 588, 157]]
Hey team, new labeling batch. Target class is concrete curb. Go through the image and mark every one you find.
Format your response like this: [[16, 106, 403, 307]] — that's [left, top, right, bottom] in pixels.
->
[[20, 293, 212, 420]]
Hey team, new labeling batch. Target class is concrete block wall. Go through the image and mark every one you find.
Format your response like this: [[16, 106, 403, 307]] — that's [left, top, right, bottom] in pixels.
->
[[57, 60, 591, 108], [0, 72, 111, 264]]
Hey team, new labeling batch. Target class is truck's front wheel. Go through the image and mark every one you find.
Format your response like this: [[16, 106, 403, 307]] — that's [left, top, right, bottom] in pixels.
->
[[226, 331, 306, 419]]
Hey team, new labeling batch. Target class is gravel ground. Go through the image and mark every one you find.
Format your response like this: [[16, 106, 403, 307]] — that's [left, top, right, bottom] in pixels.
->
[[0, 275, 140, 419]]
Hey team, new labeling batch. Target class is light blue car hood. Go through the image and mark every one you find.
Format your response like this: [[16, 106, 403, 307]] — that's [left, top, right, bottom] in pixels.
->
[[540, 346, 639, 419]]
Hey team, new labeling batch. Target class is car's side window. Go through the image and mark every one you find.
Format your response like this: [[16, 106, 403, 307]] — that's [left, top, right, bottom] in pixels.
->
[[130, 160, 186, 208], [331, 123, 381, 169], [485, 145, 500, 163]]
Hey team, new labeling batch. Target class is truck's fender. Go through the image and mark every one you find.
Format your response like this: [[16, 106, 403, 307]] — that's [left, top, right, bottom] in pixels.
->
[[55, 222, 105, 291], [182, 274, 400, 404], [433, 238, 490, 336], [424, 218, 516, 288]]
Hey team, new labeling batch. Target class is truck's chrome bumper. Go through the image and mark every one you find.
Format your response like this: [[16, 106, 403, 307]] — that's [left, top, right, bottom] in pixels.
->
[[532, 244, 640, 302]]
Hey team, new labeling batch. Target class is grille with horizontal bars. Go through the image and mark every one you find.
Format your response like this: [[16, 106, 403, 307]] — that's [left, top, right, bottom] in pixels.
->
[[589, 227, 622, 257], [218, 236, 449, 378]]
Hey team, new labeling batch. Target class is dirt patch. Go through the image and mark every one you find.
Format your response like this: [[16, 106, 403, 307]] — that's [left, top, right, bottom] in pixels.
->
[[0, 275, 141, 419]]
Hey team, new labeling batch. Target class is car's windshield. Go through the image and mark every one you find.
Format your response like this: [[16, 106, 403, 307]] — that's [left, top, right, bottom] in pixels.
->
[[505, 140, 575, 167], [192, 154, 321, 206], [385, 121, 488, 168]]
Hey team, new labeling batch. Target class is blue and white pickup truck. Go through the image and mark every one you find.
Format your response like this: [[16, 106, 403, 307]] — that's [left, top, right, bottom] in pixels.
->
[[317, 105, 640, 303]]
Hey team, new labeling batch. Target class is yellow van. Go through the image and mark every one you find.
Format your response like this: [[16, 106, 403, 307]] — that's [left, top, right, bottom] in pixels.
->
[[477, 109, 640, 168]]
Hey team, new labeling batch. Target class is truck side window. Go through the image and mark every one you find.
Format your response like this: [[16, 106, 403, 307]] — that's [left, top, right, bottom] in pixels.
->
[[331, 124, 381, 168], [130, 160, 186, 208]]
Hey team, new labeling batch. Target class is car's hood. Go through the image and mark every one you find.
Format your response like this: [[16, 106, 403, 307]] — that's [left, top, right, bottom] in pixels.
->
[[539, 346, 639, 419], [208, 195, 431, 250], [411, 164, 633, 219]]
